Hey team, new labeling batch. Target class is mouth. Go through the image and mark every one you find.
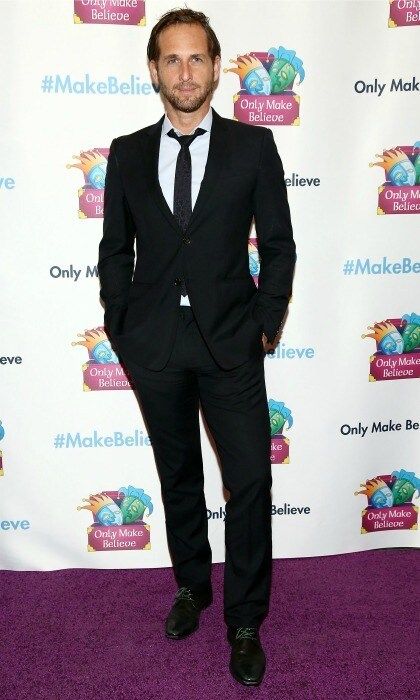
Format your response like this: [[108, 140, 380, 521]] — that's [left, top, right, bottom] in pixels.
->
[[176, 85, 198, 93]]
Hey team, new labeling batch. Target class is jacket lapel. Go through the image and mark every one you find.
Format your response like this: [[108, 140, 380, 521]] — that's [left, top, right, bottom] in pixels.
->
[[186, 108, 230, 234], [138, 115, 183, 235], [138, 106, 229, 237]]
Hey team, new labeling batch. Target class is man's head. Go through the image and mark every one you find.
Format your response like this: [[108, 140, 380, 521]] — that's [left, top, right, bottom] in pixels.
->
[[147, 8, 221, 114]]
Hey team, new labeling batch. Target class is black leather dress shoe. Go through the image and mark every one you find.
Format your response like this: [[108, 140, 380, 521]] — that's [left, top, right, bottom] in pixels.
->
[[165, 586, 212, 639], [227, 626, 266, 686]]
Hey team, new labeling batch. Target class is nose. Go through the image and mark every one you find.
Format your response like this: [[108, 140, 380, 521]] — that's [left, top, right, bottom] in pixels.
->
[[179, 59, 193, 82]]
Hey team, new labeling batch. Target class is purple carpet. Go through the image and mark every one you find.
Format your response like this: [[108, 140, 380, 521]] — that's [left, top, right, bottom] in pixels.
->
[[1, 549, 418, 699]]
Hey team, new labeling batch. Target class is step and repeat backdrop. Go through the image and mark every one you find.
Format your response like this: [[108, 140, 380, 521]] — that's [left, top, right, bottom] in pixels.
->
[[1, 0, 419, 570]]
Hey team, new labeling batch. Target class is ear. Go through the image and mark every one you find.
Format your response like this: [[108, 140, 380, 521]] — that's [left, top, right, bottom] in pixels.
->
[[149, 60, 159, 86], [213, 55, 221, 83]]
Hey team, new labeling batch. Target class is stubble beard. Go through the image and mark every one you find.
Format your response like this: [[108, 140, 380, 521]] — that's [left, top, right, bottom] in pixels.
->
[[157, 72, 215, 113]]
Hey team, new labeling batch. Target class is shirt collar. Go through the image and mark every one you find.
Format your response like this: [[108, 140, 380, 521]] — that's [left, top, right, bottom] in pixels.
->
[[163, 106, 213, 137]]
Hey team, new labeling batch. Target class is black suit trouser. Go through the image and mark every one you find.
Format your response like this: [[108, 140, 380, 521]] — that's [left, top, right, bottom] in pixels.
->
[[122, 304, 273, 628]]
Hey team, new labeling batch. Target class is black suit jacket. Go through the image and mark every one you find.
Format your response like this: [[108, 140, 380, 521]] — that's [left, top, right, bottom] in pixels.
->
[[98, 107, 296, 371]]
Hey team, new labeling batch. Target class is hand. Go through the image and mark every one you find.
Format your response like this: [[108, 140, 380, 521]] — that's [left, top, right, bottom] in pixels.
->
[[262, 332, 278, 352]]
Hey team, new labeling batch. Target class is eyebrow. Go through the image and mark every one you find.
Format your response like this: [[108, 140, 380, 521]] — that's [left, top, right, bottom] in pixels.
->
[[163, 53, 206, 60]]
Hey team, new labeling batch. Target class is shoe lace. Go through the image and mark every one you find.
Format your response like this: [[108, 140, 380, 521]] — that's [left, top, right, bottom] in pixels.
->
[[175, 587, 196, 604], [236, 626, 258, 641]]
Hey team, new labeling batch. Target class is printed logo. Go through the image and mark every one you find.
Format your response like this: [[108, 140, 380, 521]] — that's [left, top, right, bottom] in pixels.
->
[[53, 429, 151, 449], [67, 149, 108, 218], [0, 420, 4, 477], [0, 176, 15, 190], [224, 46, 305, 125], [49, 264, 98, 281], [369, 141, 420, 214], [74, 1, 146, 26], [340, 417, 419, 438], [343, 256, 420, 276], [0, 354, 22, 365], [355, 469, 419, 533], [207, 506, 226, 521], [248, 236, 260, 284], [207, 503, 311, 521], [1, 519, 30, 531], [389, 0, 420, 27], [272, 503, 311, 517], [72, 326, 133, 391], [362, 313, 420, 381], [354, 76, 419, 97], [249, 242, 309, 361], [285, 173, 320, 187], [41, 74, 155, 96], [269, 399, 293, 464], [77, 485, 153, 551]]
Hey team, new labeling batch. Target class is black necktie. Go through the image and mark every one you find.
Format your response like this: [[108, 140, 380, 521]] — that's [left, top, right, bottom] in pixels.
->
[[167, 127, 206, 297], [167, 127, 206, 231]]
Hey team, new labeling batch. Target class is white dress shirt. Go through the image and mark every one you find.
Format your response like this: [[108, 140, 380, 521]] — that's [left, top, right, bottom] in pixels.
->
[[158, 107, 213, 306]]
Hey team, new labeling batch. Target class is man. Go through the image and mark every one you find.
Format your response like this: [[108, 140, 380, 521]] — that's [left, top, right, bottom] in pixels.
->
[[98, 8, 296, 687]]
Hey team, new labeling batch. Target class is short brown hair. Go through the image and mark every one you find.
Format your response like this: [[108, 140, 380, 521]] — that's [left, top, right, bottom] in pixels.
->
[[147, 8, 221, 63]]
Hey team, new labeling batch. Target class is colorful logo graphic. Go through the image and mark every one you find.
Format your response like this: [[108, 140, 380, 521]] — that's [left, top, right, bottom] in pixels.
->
[[224, 46, 304, 125], [362, 313, 420, 381], [74, 1, 146, 26], [67, 148, 108, 218], [355, 469, 419, 533], [0, 420, 4, 477], [369, 142, 420, 214], [72, 326, 133, 391], [248, 234, 294, 309], [248, 236, 260, 284], [78, 485, 153, 551], [389, 0, 420, 27], [269, 399, 293, 464]]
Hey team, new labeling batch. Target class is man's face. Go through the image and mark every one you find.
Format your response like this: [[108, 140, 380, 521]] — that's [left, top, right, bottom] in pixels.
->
[[149, 23, 220, 113]]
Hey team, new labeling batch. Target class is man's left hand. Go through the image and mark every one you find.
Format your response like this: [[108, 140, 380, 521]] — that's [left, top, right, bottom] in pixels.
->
[[262, 333, 278, 352]]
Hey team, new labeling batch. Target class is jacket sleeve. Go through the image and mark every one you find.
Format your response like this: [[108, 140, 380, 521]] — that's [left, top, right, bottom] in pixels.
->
[[251, 128, 296, 344], [98, 138, 136, 333]]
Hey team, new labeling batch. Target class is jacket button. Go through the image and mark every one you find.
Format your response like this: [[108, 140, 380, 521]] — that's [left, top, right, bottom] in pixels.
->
[[174, 277, 182, 285], [183, 236, 191, 244]]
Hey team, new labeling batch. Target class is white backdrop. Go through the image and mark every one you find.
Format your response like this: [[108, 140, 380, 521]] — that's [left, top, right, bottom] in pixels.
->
[[1, 0, 419, 570]]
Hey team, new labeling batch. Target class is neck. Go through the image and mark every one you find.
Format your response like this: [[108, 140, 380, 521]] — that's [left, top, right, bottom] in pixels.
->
[[164, 101, 211, 134]]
